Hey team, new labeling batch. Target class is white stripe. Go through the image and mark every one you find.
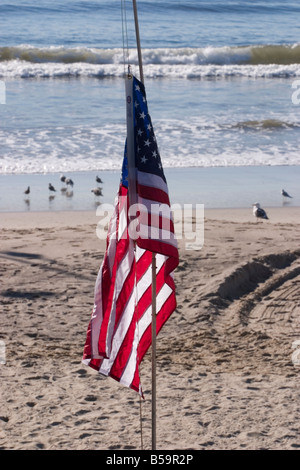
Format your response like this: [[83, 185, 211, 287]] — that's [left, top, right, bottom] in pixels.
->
[[108, 201, 119, 266], [138, 197, 171, 217], [138, 283, 173, 337], [135, 245, 146, 262], [137, 170, 169, 194], [90, 206, 118, 358], [139, 223, 178, 247], [107, 215, 117, 276], [99, 287, 136, 376], [119, 322, 140, 388], [135, 253, 165, 303], [118, 203, 128, 241], [99, 253, 167, 382], [118, 283, 173, 384], [100, 252, 163, 368], [118, 257, 169, 389], [105, 239, 135, 357], [97, 201, 118, 286], [136, 197, 177, 247]]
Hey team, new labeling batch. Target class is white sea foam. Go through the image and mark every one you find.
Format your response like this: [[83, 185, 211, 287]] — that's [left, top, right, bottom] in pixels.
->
[[1, 120, 299, 175], [2, 60, 300, 80], [1, 45, 300, 79]]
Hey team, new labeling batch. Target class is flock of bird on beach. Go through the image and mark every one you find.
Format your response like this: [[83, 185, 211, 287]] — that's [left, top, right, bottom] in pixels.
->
[[23, 178, 293, 220], [23, 174, 104, 201]]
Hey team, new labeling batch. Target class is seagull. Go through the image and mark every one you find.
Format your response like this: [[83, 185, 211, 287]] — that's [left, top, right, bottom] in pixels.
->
[[91, 187, 103, 196], [24, 186, 30, 195], [65, 178, 74, 187], [281, 189, 292, 199], [49, 183, 56, 192], [60, 174, 66, 183], [252, 203, 268, 221], [96, 175, 103, 184]]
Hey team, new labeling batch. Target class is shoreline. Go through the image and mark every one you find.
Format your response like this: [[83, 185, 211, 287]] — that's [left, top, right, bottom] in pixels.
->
[[1, 162, 299, 177], [0, 165, 299, 213]]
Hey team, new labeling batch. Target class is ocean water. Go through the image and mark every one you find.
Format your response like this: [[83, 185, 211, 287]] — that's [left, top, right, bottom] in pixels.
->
[[0, 0, 300, 210]]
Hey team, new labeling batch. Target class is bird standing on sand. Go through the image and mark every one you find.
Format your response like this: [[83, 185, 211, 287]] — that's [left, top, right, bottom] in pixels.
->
[[24, 186, 30, 195], [252, 202, 268, 221], [49, 183, 56, 192], [96, 175, 103, 184], [281, 189, 292, 199], [91, 187, 102, 196]]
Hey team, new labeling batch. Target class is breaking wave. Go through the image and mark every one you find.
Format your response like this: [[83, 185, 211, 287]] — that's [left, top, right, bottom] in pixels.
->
[[1, 44, 300, 79], [228, 119, 300, 130]]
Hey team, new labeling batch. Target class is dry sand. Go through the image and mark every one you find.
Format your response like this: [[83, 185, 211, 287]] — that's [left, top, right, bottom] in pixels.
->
[[0, 207, 300, 450]]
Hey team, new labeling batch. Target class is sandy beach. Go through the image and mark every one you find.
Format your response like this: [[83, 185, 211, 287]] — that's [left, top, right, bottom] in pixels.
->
[[1, 206, 300, 451], [2, 0, 300, 455]]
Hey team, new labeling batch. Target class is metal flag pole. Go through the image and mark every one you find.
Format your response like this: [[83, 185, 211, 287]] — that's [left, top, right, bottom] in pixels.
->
[[151, 251, 157, 451], [132, 0, 144, 84], [132, 0, 157, 452]]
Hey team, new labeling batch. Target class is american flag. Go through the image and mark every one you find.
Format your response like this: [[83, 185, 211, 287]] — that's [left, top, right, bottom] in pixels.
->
[[82, 76, 179, 395]]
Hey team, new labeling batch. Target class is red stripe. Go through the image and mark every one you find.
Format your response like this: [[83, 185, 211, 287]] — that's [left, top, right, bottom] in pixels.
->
[[137, 183, 170, 205], [82, 318, 93, 359], [97, 196, 130, 357], [138, 210, 175, 235], [138, 291, 177, 363], [104, 252, 153, 384], [135, 262, 172, 322], [109, 261, 176, 389], [129, 364, 141, 394], [113, 256, 135, 333], [137, 238, 179, 262], [108, 307, 138, 381], [99, 256, 112, 322], [135, 249, 152, 282], [97, 239, 129, 356]]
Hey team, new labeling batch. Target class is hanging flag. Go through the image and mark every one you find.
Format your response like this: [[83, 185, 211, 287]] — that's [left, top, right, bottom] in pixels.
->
[[82, 76, 179, 395]]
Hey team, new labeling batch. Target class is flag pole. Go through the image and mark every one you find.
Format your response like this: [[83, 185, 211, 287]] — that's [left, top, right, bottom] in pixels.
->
[[132, 0, 156, 451], [151, 252, 157, 451], [132, 0, 144, 84]]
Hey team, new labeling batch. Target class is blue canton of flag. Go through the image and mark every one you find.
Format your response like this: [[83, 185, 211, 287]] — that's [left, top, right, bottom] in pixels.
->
[[121, 76, 166, 190], [133, 78, 166, 183]]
